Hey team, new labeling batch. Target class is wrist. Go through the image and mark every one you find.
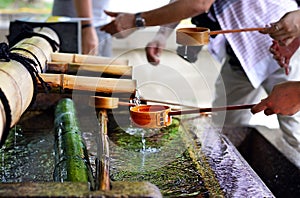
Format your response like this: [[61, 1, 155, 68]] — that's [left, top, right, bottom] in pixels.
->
[[82, 23, 93, 29]]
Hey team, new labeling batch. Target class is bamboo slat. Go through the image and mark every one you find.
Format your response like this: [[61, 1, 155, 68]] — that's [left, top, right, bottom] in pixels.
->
[[47, 62, 132, 76], [39, 73, 136, 93], [51, 52, 129, 66]]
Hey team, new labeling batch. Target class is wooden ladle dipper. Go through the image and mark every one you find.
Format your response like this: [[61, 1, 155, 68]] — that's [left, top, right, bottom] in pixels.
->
[[176, 27, 267, 45], [130, 104, 255, 128]]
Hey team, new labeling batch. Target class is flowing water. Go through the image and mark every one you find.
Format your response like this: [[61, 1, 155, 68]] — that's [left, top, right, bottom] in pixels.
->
[[106, 116, 220, 197]]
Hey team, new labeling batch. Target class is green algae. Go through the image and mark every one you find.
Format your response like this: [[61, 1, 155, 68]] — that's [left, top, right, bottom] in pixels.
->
[[108, 115, 224, 197], [53, 98, 93, 186]]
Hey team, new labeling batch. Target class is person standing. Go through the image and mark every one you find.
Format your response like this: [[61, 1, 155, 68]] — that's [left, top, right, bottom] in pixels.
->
[[52, 0, 112, 56], [101, 0, 300, 151], [252, 9, 300, 116]]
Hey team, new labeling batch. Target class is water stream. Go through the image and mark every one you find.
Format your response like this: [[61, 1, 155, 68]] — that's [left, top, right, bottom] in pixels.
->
[[107, 116, 217, 197]]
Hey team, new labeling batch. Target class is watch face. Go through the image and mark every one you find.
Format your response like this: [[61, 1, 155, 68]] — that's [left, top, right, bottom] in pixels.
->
[[135, 13, 145, 28], [136, 19, 145, 27]]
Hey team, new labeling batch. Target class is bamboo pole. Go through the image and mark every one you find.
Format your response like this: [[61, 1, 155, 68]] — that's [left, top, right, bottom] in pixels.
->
[[88, 98, 111, 190], [39, 73, 136, 93], [0, 27, 60, 145], [96, 109, 110, 191]]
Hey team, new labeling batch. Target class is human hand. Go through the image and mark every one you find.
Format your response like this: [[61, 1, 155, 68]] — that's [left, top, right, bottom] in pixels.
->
[[82, 26, 99, 55], [145, 35, 167, 65], [261, 10, 300, 46], [251, 81, 300, 116], [101, 11, 136, 38], [269, 38, 300, 74]]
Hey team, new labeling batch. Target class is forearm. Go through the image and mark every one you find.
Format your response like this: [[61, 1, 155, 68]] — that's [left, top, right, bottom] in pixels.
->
[[155, 22, 179, 41], [73, 0, 93, 25], [141, 0, 213, 27], [101, 0, 214, 38], [73, 0, 98, 55], [151, 0, 179, 40]]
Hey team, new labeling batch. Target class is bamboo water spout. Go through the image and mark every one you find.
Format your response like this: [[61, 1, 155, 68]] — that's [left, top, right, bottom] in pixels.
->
[[0, 27, 60, 146]]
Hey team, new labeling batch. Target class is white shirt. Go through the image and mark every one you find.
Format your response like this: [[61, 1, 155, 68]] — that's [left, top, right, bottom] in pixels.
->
[[211, 0, 298, 88], [92, 0, 111, 27]]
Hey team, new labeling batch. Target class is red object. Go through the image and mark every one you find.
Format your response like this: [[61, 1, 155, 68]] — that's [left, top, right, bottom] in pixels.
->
[[270, 37, 300, 75]]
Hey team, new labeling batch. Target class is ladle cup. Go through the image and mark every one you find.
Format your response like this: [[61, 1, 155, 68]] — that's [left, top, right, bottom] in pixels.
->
[[176, 27, 267, 45], [130, 104, 255, 128]]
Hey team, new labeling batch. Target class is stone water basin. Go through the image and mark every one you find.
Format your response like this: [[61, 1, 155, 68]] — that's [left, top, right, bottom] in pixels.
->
[[0, 93, 273, 197]]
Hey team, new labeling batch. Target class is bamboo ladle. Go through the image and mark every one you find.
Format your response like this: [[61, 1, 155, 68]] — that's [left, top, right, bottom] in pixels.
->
[[176, 27, 267, 45], [130, 104, 255, 128]]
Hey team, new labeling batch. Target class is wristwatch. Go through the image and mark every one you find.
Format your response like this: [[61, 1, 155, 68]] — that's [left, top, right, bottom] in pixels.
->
[[135, 13, 146, 28]]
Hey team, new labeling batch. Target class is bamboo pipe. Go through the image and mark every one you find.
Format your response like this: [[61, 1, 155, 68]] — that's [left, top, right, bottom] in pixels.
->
[[39, 73, 136, 93], [53, 98, 93, 184], [47, 62, 132, 76], [176, 27, 267, 45], [0, 27, 59, 145], [87, 96, 111, 190], [51, 52, 129, 66]]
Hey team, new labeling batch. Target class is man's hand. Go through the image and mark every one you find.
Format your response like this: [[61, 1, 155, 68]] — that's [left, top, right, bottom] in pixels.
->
[[145, 34, 168, 65], [261, 10, 300, 46], [269, 38, 300, 74], [101, 11, 136, 38], [251, 81, 300, 116]]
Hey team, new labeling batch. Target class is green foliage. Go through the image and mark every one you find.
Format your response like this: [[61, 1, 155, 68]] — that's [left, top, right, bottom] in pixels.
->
[[0, 0, 14, 9], [0, 0, 53, 9]]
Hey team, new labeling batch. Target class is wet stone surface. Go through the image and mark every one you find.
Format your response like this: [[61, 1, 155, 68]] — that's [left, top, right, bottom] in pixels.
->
[[186, 119, 274, 198]]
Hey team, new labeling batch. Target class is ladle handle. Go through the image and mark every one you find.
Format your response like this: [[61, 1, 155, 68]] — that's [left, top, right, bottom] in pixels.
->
[[210, 27, 267, 35], [168, 104, 255, 116]]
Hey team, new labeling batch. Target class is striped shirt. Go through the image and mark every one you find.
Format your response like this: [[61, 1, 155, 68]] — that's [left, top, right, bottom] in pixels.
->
[[211, 0, 298, 88]]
